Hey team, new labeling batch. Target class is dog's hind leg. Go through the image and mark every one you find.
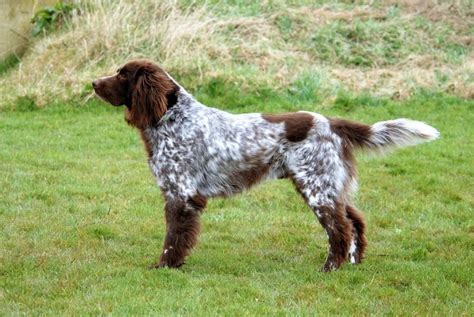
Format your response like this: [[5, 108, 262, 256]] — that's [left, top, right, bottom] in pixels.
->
[[291, 175, 353, 272], [346, 205, 367, 264], [312, 201, 353, 272], [151, 195, 207, 268]]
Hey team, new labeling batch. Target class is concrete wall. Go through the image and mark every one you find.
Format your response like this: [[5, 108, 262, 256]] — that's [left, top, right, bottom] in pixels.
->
[[0, 0, 57, 60]]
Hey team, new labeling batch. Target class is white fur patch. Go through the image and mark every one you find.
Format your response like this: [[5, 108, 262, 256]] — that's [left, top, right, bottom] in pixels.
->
[[369, 118, 440, 153], [349, 240, 357, 264]]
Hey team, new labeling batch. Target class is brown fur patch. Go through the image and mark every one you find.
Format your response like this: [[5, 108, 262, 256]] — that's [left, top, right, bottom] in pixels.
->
[[262, 112, 314, 142], [346, 205, 367, 263], [187, 194, 207, 211], [94, 60, 178, 127], [152, 198, 204, 268], [128, 60, 179, 128], [318, 203, 353, 272], [329, 118, 372, 149], [138, 129, 153, 158], [341, 138, 356, 180], [226, 161, 271, 195], [242, 164, 270, 187], [330, 118, 372, 180]]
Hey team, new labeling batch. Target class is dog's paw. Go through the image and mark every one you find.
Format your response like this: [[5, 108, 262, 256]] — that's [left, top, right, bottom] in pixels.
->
[[149, 260, 184, 269], [321, 257, 345, 272], [321, 262, 337, 273], [148, 261, 169, 269]]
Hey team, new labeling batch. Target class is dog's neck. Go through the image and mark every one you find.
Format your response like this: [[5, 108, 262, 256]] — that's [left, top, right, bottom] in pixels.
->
[[159, 87, 196, 124]]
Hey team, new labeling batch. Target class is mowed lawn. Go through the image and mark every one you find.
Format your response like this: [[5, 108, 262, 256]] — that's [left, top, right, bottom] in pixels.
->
[[1, 94, 472, 315]]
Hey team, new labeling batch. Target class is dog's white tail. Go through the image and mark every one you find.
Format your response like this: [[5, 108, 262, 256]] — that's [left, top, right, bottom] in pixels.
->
[[330, 118, 439, 154]]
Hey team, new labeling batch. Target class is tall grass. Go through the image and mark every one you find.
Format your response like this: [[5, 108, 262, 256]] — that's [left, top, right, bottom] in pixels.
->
[[0, 0, 472, 108]]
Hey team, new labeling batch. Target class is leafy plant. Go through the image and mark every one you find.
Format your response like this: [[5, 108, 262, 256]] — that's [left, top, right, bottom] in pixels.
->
[[31, 2, 77, 37]]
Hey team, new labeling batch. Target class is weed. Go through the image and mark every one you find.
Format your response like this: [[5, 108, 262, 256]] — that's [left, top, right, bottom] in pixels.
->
[[289, 71, 324, 103], [14, 96, 39, 112], [31, 2, 77, 37], [0, 54, 20, 76]]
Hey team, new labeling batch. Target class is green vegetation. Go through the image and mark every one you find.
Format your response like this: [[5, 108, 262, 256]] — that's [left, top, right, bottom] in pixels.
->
[[307, 16, 468, 66], [1, 0, 473, 315], [31, 2, 77, 37], [0, 0, 472, 108], [0, 54, 20, 76], [1, 92, 473, 315]]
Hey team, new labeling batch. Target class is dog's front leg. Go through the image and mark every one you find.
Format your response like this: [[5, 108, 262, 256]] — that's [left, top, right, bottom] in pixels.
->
[[150, 196, 206, 269]]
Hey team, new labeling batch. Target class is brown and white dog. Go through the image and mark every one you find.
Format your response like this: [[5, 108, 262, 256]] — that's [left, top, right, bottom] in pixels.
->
[[93, 59, 439, 272]]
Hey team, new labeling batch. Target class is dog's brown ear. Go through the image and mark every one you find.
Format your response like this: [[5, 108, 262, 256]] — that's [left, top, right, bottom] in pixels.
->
[[128, 63, 177, 128]]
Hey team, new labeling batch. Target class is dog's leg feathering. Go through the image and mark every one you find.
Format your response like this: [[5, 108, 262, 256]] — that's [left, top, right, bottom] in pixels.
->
[[345, 205, 367, 264], [151, 196, 206, 269]]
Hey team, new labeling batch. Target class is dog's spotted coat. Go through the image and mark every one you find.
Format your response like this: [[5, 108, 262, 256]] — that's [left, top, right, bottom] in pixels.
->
[[93, 60, 439, 271]]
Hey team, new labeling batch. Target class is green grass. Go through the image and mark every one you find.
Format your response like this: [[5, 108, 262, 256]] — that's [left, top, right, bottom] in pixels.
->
[[1, 91, 473, 315], [0, 54, 21, 76], [282, 12, 469, 67], [1, 1, 472, 314]]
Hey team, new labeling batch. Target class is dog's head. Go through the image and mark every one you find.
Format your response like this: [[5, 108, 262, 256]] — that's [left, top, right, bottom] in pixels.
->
[[92, 59, 178, 128]]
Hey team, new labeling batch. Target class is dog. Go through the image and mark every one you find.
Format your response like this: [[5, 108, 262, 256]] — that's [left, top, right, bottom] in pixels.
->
[[93, 59, 439, 271]]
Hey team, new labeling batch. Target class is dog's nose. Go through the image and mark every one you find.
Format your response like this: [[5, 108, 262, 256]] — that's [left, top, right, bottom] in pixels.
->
[[92, 80, 98, 89]]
